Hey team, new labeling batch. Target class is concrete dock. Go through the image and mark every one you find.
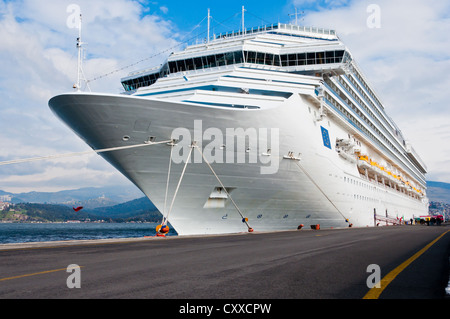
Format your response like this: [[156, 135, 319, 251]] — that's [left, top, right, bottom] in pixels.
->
[[1, 225, 449, 301]]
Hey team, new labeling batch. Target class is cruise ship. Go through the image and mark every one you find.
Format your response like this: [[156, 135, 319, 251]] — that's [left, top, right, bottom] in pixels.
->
[[49, 16, 428, 235]]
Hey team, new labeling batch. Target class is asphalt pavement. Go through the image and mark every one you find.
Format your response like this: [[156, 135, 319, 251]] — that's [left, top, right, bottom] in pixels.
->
[[1, 225, 449, 302]]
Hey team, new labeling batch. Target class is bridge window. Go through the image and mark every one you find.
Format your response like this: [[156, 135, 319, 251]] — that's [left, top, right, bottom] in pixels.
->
[[193, 57, 203, 70], [280, 50, 346, 67], [325, 51, 335, 63], [122, 49, 349, 92], [245, 51, 256, 64], [205, 54, 217, 68]]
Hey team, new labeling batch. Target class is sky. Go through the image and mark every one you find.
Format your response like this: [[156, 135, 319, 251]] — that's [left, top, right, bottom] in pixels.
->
[[0, 0, 449, 193]]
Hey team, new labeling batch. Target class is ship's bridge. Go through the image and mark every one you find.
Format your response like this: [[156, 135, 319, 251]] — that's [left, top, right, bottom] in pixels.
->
[[121, 23, 352, 92]]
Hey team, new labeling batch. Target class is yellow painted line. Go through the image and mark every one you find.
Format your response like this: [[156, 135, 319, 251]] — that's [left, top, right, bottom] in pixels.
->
[[0, 266, 83, 282], [363, 230, 450, 299]]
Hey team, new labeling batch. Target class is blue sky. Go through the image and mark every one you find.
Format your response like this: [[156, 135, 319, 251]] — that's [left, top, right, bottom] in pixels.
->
[[0, 0, 449, 192]]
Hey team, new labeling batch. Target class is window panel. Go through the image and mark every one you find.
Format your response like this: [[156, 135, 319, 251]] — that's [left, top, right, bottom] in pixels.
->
[[176, 60, 185, 72], [169, 61, 176, 73], [201, 56, 209, 68], [343, 51, 351, 63], [256, 52, 265, 64], [160, 63, 169, 76], [206, 55, 216, 68], [184, 58, 192, 71], [274, 54, 281, 66], [335, 50, 344, 63], [288, 54, 297, 66], [234, 51, 244, 64], [247, 51, 256, 64], [297, 53, 306, 65], [265, 53, 274, 65], [216, 53, 226, 66], [307, 52, 315, 65], [325, 51, 335, 64], [224, 52, 234, 65], [316, 52, 324, 64], [193, 57, 203, 70]]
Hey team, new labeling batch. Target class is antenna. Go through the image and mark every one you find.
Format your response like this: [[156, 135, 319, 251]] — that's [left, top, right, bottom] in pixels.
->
[[75, 13, 82, 90], [73, 13, 90, 91], [207, 8, 211, 44], [242, 6, 246, 37], [288, 8, 303, 25]]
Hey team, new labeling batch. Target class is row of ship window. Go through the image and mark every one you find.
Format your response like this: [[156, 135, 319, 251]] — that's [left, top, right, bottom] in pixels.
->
[[323, 90, 423, 185], [324, 78, 412, 177], [121, 50, 348, 91], [342, 175, 420, 201], [167, 50, 347, 73]]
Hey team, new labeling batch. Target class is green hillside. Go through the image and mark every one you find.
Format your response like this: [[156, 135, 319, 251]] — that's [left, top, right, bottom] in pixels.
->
[[0, 197, 162, 223]]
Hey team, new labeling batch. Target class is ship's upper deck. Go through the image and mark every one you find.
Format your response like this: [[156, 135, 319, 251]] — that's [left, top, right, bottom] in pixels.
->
[[121, 23, 349, 92], [119, 22, 427, 185]]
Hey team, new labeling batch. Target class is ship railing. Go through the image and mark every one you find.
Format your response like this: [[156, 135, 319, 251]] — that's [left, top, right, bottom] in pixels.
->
[[216, 23, 279, 40], [277, 23, 336, 36], [215, 23, 337, 40], [358, 172, 423, 201], [374, 214, 402, 225], [187, 22, 338, 46]]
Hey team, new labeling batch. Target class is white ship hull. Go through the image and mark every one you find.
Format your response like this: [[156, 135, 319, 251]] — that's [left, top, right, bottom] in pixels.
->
[[49, 22, 428, 235], [49, 89, 427, 235]]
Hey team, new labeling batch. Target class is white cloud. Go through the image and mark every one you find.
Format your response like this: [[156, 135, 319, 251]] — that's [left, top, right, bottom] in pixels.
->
[[1, 0, 449, 194], [0, 155, 128, 193], [0, 0, 178, 192], [160, 6, 168, 14], [294, 0, 450, 183]]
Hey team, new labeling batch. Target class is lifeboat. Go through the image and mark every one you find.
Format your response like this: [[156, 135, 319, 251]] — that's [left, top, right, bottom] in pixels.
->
[[357, 155, 371, 169]]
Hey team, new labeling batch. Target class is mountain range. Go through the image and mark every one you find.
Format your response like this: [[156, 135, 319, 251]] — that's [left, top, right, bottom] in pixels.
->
[[7, 197, 161, 223], [1, 180, 450, 223], [0, 185, 144, 209], [2, 180, 450, 206]]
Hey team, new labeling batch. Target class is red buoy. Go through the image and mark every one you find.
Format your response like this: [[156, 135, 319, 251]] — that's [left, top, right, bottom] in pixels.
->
[[160, 225, 170, 233], [156, 224, 169, 234]]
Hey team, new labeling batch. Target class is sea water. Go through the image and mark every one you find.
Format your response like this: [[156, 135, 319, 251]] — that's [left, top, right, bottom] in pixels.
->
[[0, 222, 177, 244]]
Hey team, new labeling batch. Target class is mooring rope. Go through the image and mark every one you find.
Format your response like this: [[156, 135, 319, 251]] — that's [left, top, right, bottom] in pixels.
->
[[292, 159, 349, 223], [0, 140, 172, 166], [162, 141, 175, 219], [161, 144, 194, 226], [193, 143, 252, 231], [159, 142, 253, 232]]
